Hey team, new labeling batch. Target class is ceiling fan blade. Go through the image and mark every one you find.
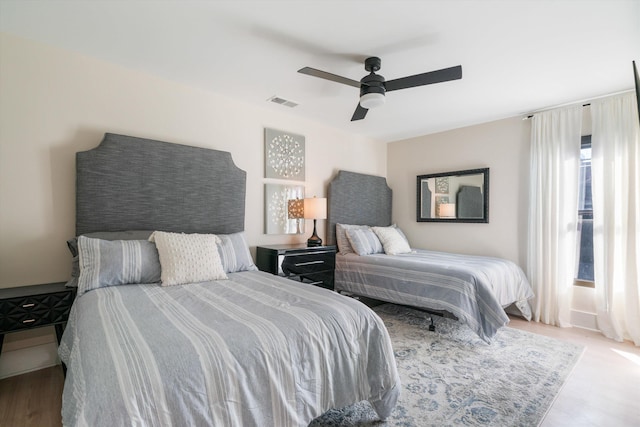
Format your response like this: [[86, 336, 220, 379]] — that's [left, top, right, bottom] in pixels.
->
[[298, 67, 361, 88], [351, 103, 368, 121], [385, 65, 462, 92]]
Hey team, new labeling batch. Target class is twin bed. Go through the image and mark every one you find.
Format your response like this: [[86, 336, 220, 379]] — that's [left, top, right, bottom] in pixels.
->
[[327, 170, 533, 343], [60, 133, 533, 426], [59, 134, 399, 426]]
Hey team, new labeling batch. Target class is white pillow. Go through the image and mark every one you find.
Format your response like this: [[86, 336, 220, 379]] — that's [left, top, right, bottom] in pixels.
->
[[149, 231, 228, 286], [372, 226, 412, 255], [391, 224, 410, 244]]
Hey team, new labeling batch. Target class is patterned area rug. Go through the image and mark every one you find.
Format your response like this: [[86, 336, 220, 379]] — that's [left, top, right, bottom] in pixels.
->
[[311, 304, 584, 427]]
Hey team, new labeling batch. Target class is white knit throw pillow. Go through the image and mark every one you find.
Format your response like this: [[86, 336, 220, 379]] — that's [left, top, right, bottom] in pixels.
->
[[372, 226, 412, 255], [150, 231, 227, 286]]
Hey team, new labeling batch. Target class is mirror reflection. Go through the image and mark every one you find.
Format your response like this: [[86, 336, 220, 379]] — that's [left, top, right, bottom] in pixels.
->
[[417, 168, 489, 223]]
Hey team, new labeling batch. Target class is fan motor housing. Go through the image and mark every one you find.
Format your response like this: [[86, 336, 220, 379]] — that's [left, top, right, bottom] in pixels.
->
[[360, 73, 386, 97]]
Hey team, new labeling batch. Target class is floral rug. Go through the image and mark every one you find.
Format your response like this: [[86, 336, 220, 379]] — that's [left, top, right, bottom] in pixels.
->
[[311, 304, 584, 427]]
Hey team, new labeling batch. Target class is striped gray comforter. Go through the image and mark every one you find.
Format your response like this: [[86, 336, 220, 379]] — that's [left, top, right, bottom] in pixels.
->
[[335, 250, 534, 343], [59, 271, 400, 427]]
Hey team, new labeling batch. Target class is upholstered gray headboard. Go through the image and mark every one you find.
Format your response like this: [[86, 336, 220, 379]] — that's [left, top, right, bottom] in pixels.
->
[[457, 185, 484, 219], [327, 170, 392, 245], [76, 133, 246, 236]]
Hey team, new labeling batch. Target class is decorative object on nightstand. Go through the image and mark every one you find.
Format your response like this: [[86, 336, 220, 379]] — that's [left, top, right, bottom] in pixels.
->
[[0, 282, 75, 356], [303, 196, 327, 247], [287, 198, 304, 234], [256, 244, 336, 290]]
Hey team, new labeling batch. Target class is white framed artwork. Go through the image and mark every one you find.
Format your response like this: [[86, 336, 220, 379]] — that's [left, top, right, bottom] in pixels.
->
[[264, 184, 305, 234], [264, 128, 305, 181]]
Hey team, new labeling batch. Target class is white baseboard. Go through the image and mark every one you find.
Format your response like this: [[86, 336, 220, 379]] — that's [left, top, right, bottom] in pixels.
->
[[570, 309, 599, 331], [0, 342, 60, 379]]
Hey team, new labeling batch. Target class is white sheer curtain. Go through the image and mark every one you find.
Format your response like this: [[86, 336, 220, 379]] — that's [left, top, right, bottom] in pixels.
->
[[528, 106, 582, 326], [591, 92, 640, 345]]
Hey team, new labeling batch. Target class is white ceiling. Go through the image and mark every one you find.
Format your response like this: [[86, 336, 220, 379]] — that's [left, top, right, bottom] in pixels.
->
[[1, 0, 638, 142]]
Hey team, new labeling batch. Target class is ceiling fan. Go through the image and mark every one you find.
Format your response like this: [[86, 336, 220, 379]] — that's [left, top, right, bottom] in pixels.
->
[[298, 57, 462, 121]]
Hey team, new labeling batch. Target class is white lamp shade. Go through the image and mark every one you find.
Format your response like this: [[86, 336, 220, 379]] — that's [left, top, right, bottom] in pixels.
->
[[439, 203, 456, 218], [360, 92, 386, 109], [303, 197, 327, 220]]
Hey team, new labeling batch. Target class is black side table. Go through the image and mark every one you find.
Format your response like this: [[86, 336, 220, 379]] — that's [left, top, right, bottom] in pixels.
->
[[0, 282, 76, 355], [256, 244, 337, 290]]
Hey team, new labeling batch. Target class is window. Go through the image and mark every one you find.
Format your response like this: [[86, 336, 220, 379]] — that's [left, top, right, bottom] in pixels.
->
[[576, 135, 594, 286]]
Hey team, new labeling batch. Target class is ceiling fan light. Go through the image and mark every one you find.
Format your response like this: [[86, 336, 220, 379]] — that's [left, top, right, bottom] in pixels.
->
[[360, 92, 385, 109]]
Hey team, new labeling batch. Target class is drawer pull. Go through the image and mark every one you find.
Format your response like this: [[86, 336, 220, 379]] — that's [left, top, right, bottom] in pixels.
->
[[22, 319, 36, 324], [22, 303, 35, 308], [294, 260, 324, 267]]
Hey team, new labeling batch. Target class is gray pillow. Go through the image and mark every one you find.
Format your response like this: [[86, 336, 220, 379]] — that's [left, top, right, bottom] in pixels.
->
[[216, 232, 258, 273], [66, 230, 154, 287], [77, 236, 161, 296], [335, 223, 370, 255], [345, 228, 384, 256]]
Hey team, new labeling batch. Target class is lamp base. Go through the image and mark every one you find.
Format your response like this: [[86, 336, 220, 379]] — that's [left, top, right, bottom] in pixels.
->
[[307, 219, 323, 247], [307, 236, 323, 247]]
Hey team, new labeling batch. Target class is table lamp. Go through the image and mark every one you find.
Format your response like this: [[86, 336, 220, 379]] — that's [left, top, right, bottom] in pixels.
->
[[439, 203, 456, 218], [303, 196, 327, 246], [287, 198, 304, 234]]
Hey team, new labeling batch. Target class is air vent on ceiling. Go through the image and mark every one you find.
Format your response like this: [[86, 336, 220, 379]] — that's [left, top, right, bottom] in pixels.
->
[[268, 95, 298, 108]]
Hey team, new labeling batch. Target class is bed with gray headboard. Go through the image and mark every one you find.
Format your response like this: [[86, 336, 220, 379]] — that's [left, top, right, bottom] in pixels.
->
[[59, 134, 399, 426], [75, 133, 246, 236], [327, 170, 534, 343]]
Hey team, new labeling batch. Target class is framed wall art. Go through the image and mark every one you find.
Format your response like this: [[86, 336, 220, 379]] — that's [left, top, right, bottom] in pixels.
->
[[264, 183, 305, 234], [435, 176, 450, 194], [264, 128, 305, 181]]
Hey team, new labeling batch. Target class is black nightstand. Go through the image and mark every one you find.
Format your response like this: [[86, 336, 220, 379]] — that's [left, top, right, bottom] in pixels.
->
[[0, 282, 76, 355], [256, 244, 337, 290]]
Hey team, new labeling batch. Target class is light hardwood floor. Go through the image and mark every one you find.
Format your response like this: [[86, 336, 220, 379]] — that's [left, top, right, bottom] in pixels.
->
[[1, 317, 638, 426], [0, 363, 63, 427], [508, 317, 640, 427]]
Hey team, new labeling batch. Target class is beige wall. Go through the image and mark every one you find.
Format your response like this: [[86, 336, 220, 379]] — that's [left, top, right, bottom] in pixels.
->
[[0, 32, 386, 377], [387, 116, 531, 267], [0, 32, 387, 287], [387, 115, 598, 330]]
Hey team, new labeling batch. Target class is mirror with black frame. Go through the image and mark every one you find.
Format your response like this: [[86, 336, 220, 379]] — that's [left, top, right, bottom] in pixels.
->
[[416, 168, 489, 223]]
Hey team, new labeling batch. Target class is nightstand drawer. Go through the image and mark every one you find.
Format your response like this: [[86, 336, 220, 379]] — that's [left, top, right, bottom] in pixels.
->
[[0, 287, 75, 334], [296, 270, 335, 290], [280, 251, 335, 276]]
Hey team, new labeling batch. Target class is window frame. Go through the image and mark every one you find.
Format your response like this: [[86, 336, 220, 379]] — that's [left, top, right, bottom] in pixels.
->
[[575, 135, 595, 288]]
